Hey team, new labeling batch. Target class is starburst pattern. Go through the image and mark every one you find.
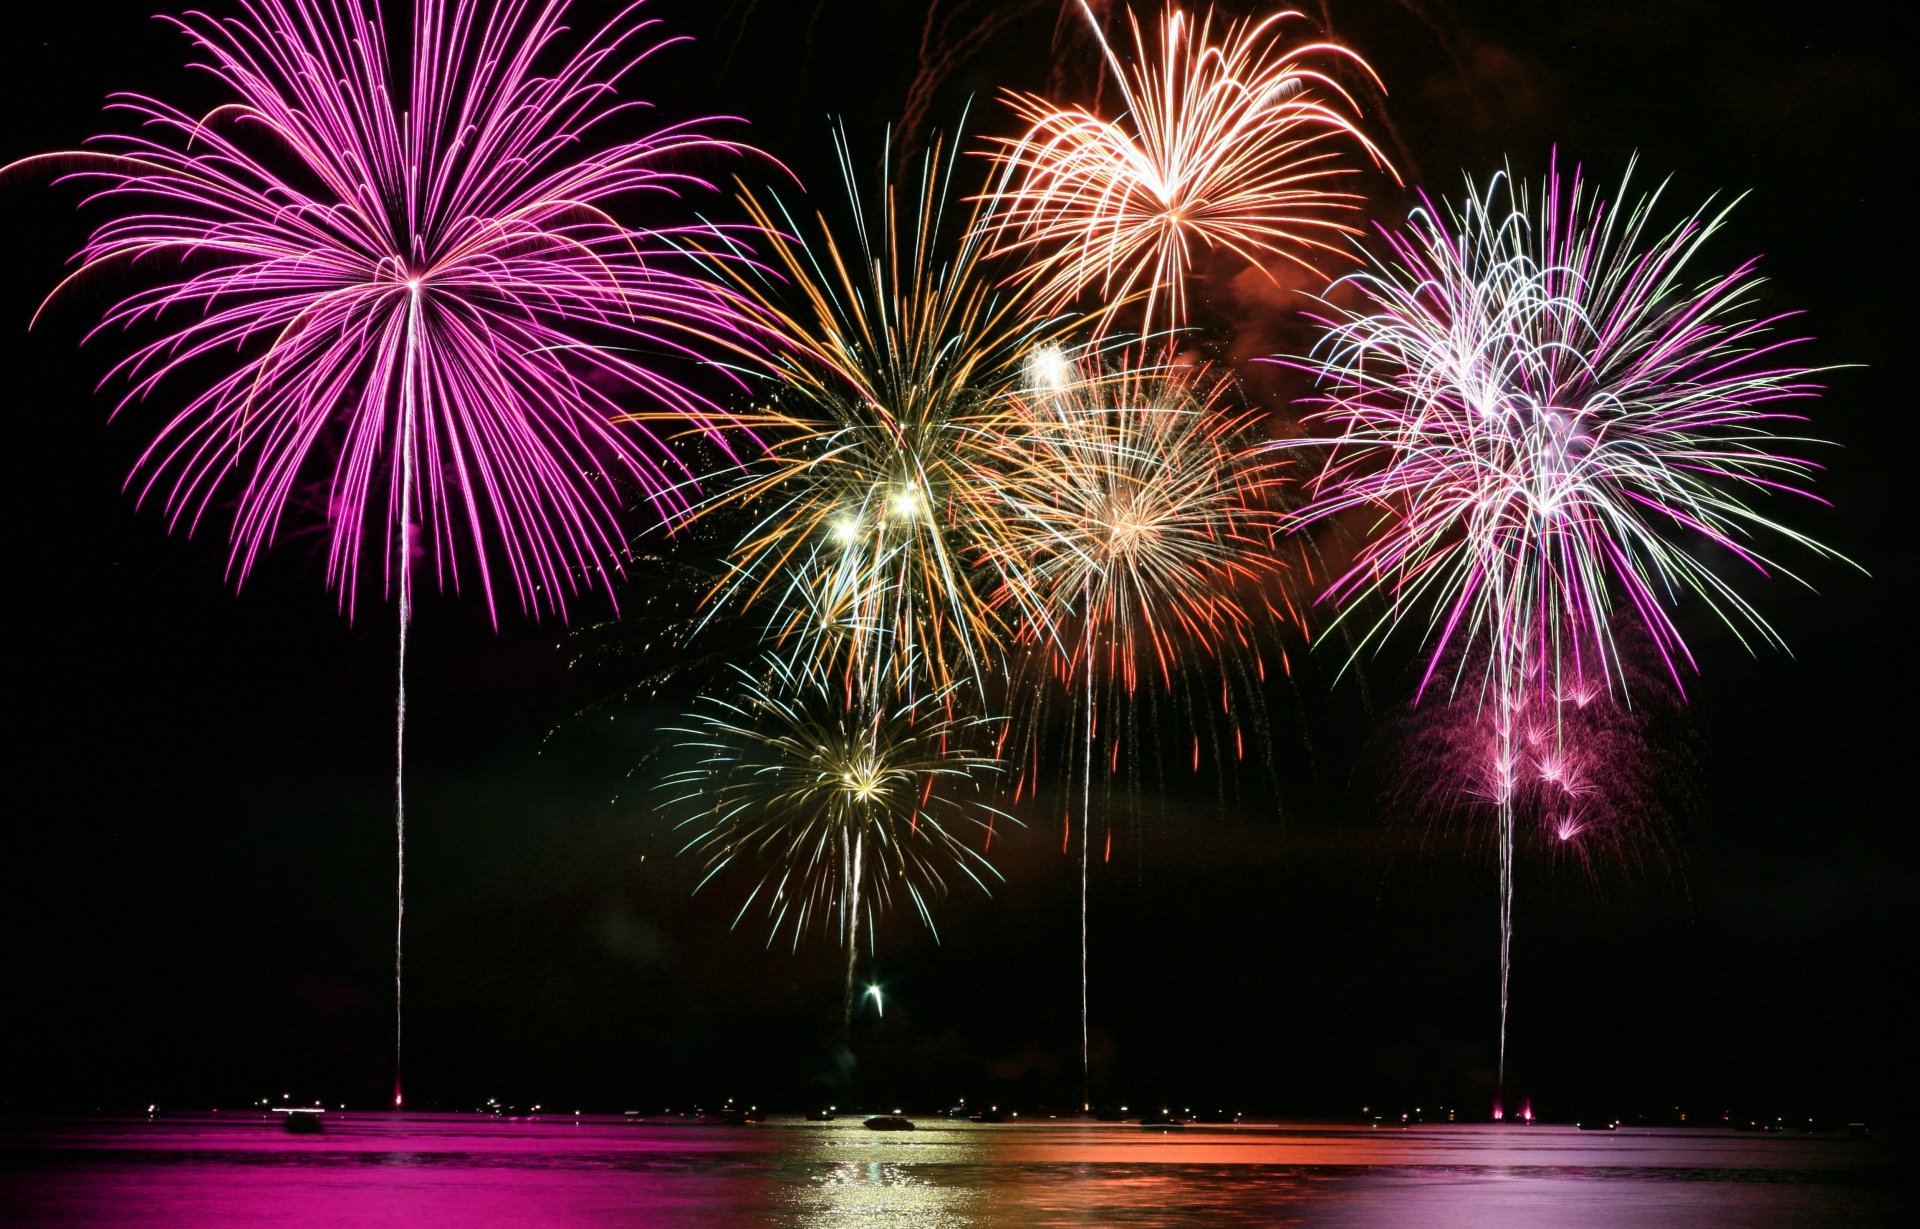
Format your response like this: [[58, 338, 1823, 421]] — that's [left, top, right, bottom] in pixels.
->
[[1289, 156, 1846, 1093], [650, 128, 1070, 695], [980, 353, 1299, 701], [983, 2, 1391, 338], [13, 0, 768, 1108], [23, 0, 763, 618], [663, 652, 1009, 976]]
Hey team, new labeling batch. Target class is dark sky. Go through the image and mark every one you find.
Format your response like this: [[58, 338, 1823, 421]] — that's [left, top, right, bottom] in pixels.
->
[[1, 0, 1911, 1120]]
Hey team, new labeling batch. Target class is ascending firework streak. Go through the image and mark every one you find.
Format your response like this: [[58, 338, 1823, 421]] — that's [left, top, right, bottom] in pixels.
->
[[973, 352, 1302, 1105], [663, 652, 1010, 1022], [13, 0, 764, 1105], [1289, 156, 1847, 1103], [647, 126, 1072, 700], [982, 2, 1393, 340]]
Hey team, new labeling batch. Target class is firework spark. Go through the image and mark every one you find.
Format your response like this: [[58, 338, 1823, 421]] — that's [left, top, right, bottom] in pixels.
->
[[970, 351, 1304, 1104], [650, 126, 1071, 698], [1378, 624, 1694, 887], [25, 0, 763, 616], [663, 652, 1010, 1018], [982, 2, 1393, 340], [982, 354, 1300, 699], [1288, 155, 1847, 1095], [14, 0, 765, 1103]]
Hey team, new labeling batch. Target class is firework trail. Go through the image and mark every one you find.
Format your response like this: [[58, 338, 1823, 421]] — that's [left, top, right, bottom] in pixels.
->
[[1374, 625, 1697, 1106], [647, 125, 1073, 702], [982, 2, 1393, 341], [13, 0, 765, 1104], [663, 651, 1010, 1022], [1289, 155, 1847, 1100], [971, 351, 1304, 1105]]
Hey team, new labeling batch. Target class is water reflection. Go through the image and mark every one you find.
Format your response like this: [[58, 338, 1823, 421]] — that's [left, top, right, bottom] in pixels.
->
[[0, 1116, 1901, 1228], [796, 1160, 974, 1228]]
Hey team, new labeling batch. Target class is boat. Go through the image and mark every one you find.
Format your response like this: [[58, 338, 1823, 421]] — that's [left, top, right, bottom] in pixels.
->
[[805, 1107, 838, 1121], [1139, 1111, 1186, 1129], [863, 1114, 915, 1131], [275, 1107, 325, 1135]]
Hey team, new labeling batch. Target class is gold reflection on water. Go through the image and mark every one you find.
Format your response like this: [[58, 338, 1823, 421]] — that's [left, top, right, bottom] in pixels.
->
[[795, 1160, 974, 1228]]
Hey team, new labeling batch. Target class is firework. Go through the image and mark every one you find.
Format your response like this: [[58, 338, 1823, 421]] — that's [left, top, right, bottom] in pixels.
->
[[982, 354, 1299, 699], [1378, 623, 1694, 887], [982, 2, 1392, 340], [15, 0, 764, 1103], [663, 652, 1009, 1019], [970, 351, 1304, 1104], [648, 126, 1071, 698], [1289, 155, 1846, 1095], [26, 0, 763, 616]]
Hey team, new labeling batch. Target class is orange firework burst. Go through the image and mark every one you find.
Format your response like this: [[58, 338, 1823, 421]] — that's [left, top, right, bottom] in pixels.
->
[[981, 2, 1394, 339]]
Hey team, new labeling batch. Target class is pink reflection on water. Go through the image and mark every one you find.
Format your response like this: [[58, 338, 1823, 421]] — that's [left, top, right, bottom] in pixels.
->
[[0, 1114, 1897, 1228]]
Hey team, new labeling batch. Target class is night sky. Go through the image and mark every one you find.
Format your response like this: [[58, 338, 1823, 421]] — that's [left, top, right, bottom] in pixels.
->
[[2, 0, 1911, 1121]]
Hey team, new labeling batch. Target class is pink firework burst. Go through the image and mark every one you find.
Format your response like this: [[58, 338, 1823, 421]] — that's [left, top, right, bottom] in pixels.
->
[[1289, 155, 1847, 1098], [18, 0, 766, 621], [11, 0, 770, 1108], [1293, 156, 1844, 701]]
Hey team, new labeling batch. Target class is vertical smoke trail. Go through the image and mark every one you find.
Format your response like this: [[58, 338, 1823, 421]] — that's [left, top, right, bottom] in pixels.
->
[[1080, 611, 1094, 1112], [393, 291, 418, 1110], [1492, 614, 1517, 1108], [843, 831, 864, 1028], [395, 548, 408, 1109], [1498, 819, 1512, 1096], [1496, 716, 1513, 1105]]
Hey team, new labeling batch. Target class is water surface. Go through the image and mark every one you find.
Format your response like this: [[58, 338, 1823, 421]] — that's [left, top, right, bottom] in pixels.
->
[[1, 1114, 1906, 1226]]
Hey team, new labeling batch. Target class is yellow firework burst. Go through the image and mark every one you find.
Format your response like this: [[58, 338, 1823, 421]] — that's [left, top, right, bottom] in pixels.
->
[[640, 127, 1079, 697]]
